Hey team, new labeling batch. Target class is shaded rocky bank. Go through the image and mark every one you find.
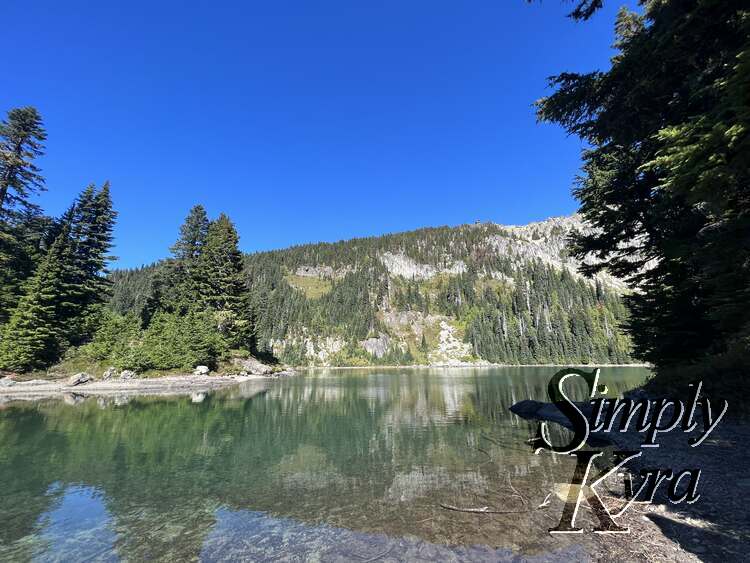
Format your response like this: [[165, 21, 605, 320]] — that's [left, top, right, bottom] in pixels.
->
[[509, 393, 748, 562]]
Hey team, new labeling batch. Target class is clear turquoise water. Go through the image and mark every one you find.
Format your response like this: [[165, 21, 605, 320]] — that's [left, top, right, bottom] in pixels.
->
[[0, 367, 649, 561]]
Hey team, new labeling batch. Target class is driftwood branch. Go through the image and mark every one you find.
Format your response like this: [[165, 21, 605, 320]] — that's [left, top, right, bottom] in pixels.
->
[[537, 492, 552, 509], [439, 503, 528, 514]]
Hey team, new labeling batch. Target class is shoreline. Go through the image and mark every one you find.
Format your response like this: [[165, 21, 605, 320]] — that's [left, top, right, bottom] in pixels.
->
[[0, 374, 272, 403], [0, 363, 651, 403], [509, 396, 747, 561], [298, 362, 651, 370]]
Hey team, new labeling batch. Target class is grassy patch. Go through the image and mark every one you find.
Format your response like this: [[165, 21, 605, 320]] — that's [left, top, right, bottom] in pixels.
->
[[285, 274, 333, 300]]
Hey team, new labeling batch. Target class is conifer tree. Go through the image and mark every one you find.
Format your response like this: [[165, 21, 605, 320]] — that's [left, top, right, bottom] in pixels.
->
[[171, 205, 209, 262], [197, 214, 246, 310], [537, 1, 750, 379], [0, 107, 47, 219], [0, 107, 49, 323], [196, 214, 251, 346], [62, 183, 117, 343], [0, 213, 52, 324], [143, 206, 210, 319], [0, 227, 77, 371]]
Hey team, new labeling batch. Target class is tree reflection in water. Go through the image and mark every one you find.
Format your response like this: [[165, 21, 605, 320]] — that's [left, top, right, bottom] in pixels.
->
[[0, 367, 648, 561]]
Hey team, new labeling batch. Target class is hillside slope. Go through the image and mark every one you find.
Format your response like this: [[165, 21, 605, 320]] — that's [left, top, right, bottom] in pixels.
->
[[111, 215, 633, 367]]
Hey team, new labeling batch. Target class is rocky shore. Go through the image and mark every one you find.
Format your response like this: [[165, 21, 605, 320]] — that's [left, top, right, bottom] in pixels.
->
[[0, 358, 296, 403], [509, 392, 748, 562], [0, 374, 284, 403]]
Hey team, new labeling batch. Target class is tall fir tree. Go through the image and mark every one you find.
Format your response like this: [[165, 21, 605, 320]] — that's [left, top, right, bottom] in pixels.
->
[[72, 183, 117, 301], [196, 214, 251, 347], [0, 107, 49, 323], [69, 182, 117, 343], [0, 213, 53, 324], [170, 205, 209, 262], [536, 0, 750, 381], [0, 226, 78, 371], [142, 205, 210, 320], [0, 107, 47, 219]]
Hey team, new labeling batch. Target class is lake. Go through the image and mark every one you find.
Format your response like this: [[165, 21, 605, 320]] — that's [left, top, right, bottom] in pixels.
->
[[0, 367, 649, 561]]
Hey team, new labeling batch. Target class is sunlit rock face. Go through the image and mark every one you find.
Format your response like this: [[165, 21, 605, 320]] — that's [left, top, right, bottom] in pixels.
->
[[379, 251, 467, 281]]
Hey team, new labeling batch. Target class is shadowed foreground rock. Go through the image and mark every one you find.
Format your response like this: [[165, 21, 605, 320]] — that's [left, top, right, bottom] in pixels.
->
[[509, 399, 595, 430]]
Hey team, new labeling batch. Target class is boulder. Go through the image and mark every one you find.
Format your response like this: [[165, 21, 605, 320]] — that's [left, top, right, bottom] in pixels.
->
[[191, 392, 206, 403], [272, 369, 297, 378], [510, 399, 596, 431], [0, 377, 16, 388], [510, 399, 544, 416], [231, 357, 272, 375], [67, 372, 91, 387], [119, 370, 137, 380], [102, 367, 117, 380], [194, 365, 210, 376]]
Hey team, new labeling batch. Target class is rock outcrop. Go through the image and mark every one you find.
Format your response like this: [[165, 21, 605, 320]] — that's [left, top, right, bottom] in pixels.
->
[[360, 333, 392, 359], [428, 321, 473, 365], [67, 372, 91, 387], [379, 251, 466, 281], [231, 357, 273, 375]]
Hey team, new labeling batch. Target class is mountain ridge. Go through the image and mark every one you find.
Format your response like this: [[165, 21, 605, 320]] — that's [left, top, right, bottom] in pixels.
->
[[111, 214, 633, 367]]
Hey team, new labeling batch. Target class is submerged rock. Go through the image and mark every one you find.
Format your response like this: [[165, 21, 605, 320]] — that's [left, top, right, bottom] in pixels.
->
[[191, 392, 206, 403], [194, 365, 210, 376], [509, 399, 605, 446], [509, 399, 591, 430], [63, 392, 84, 405], [114, 395, 130, 406], [67, 372, 91, 387]]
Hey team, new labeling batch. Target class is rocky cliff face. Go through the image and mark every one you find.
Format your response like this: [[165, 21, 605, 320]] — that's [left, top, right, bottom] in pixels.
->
[[496, 215, 628, 292]]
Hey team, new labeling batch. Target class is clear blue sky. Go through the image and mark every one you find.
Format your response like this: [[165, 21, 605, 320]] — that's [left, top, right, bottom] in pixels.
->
[[1, 1, 628, 268]]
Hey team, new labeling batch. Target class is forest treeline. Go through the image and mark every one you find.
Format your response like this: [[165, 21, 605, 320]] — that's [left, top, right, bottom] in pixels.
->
[[107, 222, 633, 367], [0, 109, 253, 373], [0, 107, 116, 371]]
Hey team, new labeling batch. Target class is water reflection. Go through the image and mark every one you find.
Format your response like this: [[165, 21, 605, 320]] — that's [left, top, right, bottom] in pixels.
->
[[34, 485, 117, 562], [0, 367, 648, 561]]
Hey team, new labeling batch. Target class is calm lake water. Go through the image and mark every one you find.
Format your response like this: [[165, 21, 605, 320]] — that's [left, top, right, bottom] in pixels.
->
[[0, 367, 649, 562]]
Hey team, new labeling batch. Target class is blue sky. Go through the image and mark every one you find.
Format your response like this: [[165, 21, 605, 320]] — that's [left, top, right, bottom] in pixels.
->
[[1, 1, 629, 268]]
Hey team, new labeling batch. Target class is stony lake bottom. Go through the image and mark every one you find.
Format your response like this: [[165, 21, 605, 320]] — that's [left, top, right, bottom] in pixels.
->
[[0, 367, 650, 562]]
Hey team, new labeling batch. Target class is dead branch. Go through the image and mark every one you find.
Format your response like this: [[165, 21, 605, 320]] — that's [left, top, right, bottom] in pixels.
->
[[439, 503, 528, 515]]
